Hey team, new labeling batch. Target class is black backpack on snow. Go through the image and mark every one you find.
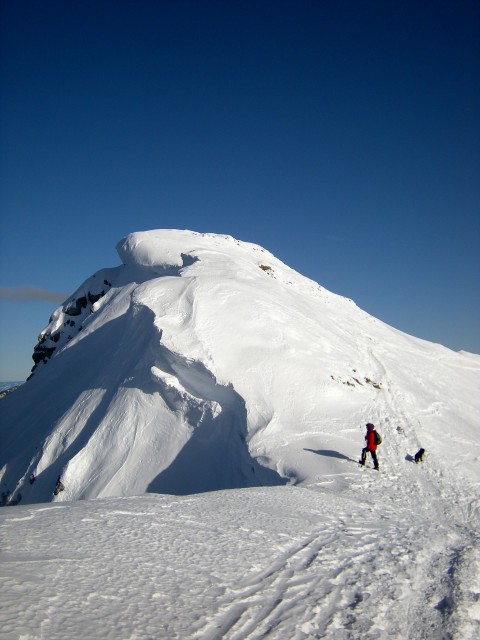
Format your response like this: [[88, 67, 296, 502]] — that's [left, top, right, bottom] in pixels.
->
[[373, 430, 382, 445]]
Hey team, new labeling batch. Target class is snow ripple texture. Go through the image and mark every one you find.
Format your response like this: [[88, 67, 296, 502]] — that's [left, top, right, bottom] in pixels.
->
[[1, 230, 479, 638], [1, 475, 479, 639]]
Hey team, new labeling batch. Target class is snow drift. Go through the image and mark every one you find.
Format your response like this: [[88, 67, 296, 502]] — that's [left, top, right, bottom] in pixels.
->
[[1, 230, 479, 506]]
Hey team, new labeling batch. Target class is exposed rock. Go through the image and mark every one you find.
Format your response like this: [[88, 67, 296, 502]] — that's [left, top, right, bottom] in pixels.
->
[[88, 290, 104, 305], [28, 280, 113, 377], [32, 345, 56, 364], [64, 296, 87, 316]]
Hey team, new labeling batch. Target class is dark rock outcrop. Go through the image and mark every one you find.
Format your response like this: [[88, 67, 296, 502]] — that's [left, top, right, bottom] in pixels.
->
[[28, 281, 112, 378]]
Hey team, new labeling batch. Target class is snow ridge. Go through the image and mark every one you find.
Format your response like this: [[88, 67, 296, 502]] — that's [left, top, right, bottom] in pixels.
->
[[0, 229, 479, 638], [0, 229, 479, 508]]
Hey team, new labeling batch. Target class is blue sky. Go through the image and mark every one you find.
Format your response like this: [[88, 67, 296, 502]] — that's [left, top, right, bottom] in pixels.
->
[[1, 0, 479, 381]]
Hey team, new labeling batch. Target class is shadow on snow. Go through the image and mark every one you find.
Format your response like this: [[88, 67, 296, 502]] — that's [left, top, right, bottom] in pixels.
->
[[303, 448, 357, 464]]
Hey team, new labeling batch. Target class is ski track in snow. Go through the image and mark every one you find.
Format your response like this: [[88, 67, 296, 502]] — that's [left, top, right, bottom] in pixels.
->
[[1, 230, 479, 639], [196, 472, 479, 640], [1, 459, 479, 640], [1, 338, 479, 639]]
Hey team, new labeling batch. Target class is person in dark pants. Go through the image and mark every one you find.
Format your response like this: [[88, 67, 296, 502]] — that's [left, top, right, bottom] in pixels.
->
[[359, 422, 379, 470]]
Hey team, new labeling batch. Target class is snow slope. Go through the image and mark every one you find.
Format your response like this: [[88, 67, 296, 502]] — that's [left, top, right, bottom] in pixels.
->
[[1, 230, 478, 505], [1, 481, 479, 639], [0, 229, 479, 638]]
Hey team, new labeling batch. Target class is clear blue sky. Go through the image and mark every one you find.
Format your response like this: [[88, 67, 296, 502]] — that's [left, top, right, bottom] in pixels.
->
[[1, 0, 479, 381]]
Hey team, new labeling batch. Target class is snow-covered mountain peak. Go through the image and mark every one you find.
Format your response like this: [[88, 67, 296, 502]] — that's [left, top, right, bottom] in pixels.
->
[[116, 229, 327, 296], [116, 229, 268, 272], [1, 230, 479, 508]]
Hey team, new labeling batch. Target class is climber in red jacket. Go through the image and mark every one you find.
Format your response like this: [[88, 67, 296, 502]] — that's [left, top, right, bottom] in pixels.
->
[[359, 422, 379, 470]]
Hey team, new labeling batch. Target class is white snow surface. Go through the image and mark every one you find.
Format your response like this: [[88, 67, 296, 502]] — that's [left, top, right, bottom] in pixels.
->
[[0, 229, 479, 638]]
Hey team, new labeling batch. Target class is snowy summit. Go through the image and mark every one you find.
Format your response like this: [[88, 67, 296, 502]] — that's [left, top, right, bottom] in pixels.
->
[[2, 229, 478, 502], [1, 229, 479, 639]]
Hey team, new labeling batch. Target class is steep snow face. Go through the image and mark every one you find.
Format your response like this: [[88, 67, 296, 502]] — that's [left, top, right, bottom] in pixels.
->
[[0, 230, 479, 506]]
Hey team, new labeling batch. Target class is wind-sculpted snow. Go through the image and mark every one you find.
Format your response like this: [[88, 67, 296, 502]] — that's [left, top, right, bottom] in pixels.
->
[[0, 229, 479, 507], [1, 482, 479, 639], [1, 229, 479, 638]]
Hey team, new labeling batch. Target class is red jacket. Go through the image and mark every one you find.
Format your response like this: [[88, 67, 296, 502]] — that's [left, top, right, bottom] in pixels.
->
[[366, 430, 377, 450]]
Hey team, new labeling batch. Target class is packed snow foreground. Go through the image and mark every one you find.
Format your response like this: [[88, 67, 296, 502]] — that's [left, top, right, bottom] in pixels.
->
[[1, 229, 479, 639]]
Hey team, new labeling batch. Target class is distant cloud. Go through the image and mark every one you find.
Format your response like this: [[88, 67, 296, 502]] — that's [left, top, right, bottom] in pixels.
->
[[0, 286, 67, 303]]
